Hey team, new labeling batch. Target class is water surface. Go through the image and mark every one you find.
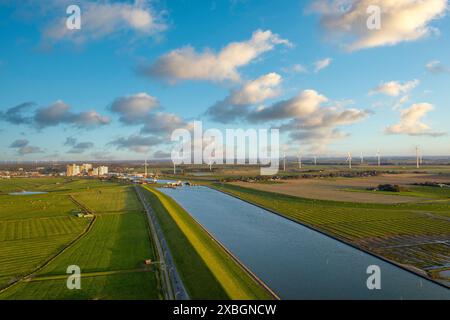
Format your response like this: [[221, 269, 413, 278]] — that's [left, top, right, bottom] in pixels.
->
[[9, 191, 48, 196], [160, 186, 449, 299]]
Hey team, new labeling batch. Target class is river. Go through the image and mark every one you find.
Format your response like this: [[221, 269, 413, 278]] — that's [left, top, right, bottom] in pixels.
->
[[159, 185, 449, 299]]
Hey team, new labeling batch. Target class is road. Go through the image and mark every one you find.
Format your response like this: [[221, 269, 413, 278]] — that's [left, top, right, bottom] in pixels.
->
[[134, 185, 189, 300]]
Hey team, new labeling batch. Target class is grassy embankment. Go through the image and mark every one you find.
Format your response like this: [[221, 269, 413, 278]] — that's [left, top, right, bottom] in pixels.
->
[[141, 186, 275, 300], [211, 183, 450, 282], [0, 179, 160, 299]]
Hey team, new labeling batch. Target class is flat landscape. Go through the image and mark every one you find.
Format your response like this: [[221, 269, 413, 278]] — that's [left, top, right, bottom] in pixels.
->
[[231, 173, 450, 203], [0, 178, 160, 299]]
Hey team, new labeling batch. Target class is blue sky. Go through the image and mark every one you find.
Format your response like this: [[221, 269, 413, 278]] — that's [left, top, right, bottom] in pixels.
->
[[0, 0, 449, 161]]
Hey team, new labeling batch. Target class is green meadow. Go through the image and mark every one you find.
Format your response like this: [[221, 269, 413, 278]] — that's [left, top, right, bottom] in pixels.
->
[[0, 178, 160, 300]]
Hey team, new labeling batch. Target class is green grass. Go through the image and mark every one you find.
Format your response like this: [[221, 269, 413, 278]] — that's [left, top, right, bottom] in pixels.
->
[[212, 183, 450, 239], [0, 272, 158, 300], [0, 178, 161, 299], [0, 193, 79, 220], [35, 213, 155, 275], [71, 185, 142, 214], [343, 185, 450, 199], [142, 186, 275, 300]]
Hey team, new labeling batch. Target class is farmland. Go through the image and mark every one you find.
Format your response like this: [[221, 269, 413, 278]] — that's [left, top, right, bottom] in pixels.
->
[[0, 178, 160, 299], [141, 186, 275, 300], [229, 173, 450, 204], [211, 182, 450, 286]]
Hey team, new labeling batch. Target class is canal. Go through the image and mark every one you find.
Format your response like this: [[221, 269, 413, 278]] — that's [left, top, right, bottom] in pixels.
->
[[159, 185, 450, 299]]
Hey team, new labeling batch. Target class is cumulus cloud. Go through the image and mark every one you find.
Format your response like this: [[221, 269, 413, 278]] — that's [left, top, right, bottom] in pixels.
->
[[108, 134, 162, 153], [64, 137, 77, 146], [153, 150, 171, 158], [206, 73, 282, 123], [110, 92, 159, 124], [248, 89, 328, 122], [426, 60, 450, 74], [369, 79, 419, 97], [42, 0, 166, 44], [9, 139, 44, 155], [309, 0, 448, 51], [33, 100, 110, 129], [141, 112, 189, 135], [0, 102, 35, 124], [282, 64, 308, 74], [247, 90, 369, 152], [139, 29, 291, 83], [9, 139, 29, 148], [109, 92, 190, 136], [67, 142, 94, 154], [314, 58, 332, 72], [385, 102, 446, 137]]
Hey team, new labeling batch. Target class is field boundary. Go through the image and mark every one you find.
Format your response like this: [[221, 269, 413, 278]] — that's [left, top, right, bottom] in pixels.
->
[[0, 195, 96, 294], [211, 184, 450, 290]]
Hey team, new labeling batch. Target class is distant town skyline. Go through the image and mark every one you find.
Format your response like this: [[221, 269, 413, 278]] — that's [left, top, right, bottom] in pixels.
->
[[1, 0, 450, 161]]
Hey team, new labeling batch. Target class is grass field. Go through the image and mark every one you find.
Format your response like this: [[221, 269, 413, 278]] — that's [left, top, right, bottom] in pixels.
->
[[211, 182, 450, 284], [0, 178, 161, 299], [142, 186, 275, 300]]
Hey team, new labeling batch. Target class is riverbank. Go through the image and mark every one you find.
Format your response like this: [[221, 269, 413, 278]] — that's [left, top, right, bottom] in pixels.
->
[[141, 186, 276, 300]]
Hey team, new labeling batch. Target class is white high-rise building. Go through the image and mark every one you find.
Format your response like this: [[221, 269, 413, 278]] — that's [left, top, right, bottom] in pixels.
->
[[66, 164, 80, 176], [98, 166, 108, 176]]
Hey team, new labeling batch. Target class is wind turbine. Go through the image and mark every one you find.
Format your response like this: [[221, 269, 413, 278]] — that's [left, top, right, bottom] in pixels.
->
[[283, 152, 286, 172], [209, 159, 212, 171], [416, 146, 420, 169], [376, 149, 381, 167], [313, 156, 317, 166], [144, 159, 148, 178], [360, 152, 364, 165], [298, 153, 302, 169], [346, 152, 352, 169]]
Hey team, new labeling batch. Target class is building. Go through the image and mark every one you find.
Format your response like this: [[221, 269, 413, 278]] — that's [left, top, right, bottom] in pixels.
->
[[98, 166, 108, 176], [81, 163, 93, 173], [66, 164, 80, 177]]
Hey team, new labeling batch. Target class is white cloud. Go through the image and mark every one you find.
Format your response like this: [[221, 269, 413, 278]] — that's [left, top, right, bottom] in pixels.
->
[[247, 89, 369, 152], [385, 103, 446, 136], [108, 134, 162, 153], [206, 73, 283, 123], [110, 92, 159, 124], [426, 60, 450, 74], [370, 79, 419, 97], [33, 100, 110, 129], [314, 58, 332, 72], [309, 0, 448, 51], [9, 139, 44, 155], [229, 73, 282, 105], [249, 89, 328, 122], [43, 0, 166, 44], [141, 112, 190, 135], [282, 64, 308, 74], [140, 29, 291, 83]]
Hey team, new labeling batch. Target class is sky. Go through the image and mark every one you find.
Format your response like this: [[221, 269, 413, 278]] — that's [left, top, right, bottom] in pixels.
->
[[0, 0, 449, 161]]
